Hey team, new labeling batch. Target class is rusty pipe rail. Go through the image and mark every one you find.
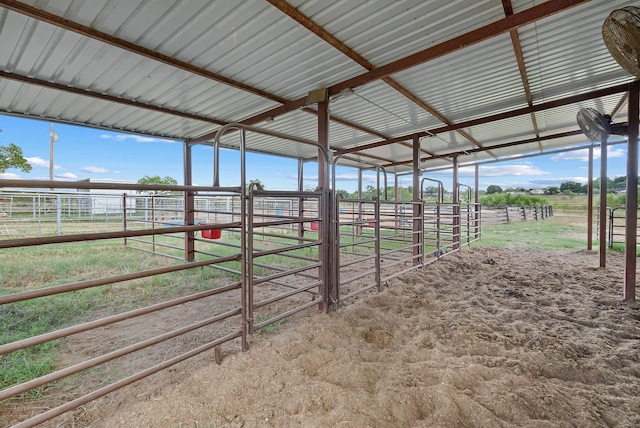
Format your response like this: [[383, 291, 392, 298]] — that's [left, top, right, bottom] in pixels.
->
[[0, 281, 241, 356], [0, 221, 241, 249], [212, 123, 328, 188], [12, 329, 243, 428], [421, 177, 444, 203]]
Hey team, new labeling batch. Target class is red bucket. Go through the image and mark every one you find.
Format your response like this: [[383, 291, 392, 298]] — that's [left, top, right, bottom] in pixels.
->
[[202, 228, 222, 239], [310, 222, 319, 231]]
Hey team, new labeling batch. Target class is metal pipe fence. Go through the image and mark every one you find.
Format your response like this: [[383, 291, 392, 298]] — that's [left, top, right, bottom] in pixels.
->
[[480, 205, 553, 224], [606, 206, 640, 248], [1, 183, 250, 428], [2, 184, 486, 427]]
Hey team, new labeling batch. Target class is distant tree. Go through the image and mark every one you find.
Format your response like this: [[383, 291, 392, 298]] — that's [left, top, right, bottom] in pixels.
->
[[611, 176, 626, 187], [593, 177, 617, 193], [247, 178, 265, 192], [361, 184, 378, 201], [393, 186, 413, 201], [0, 129, 32, 174], [560, 180, 586, 194], [486, 185, 503, 194], [422, 185, 441, 199], [335, 189, 352, 198], [544, 186, 560, 195], [137, 175, 178, 194]]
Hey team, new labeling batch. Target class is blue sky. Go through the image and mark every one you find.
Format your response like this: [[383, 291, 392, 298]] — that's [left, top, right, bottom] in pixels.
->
[[0, 114, 630, 192]]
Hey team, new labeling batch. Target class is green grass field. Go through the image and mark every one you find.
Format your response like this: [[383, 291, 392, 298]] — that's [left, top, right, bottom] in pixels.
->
[[478, 213, 591, 250]]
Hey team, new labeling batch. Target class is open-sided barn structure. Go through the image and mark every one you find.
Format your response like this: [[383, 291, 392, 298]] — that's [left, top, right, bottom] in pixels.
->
[[1, 1, 639, 425]]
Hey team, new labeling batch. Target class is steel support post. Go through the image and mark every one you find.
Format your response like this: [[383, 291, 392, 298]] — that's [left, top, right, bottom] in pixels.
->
[[600, 137, 608, 268], [375, 169, 381, 292], [183, 142, 195, 262], [317, 99, 334, 312], [394, 174, 400, 229], [412, 136, 423, 265], [122, 193, 128, 246], [587, 144, 594, 251], [239, 129, 248, 351], [394, 174, 399, 200], [297, 158, 304, 244], [357, 168, 363, 236], [452, 156, 460, 250], [474, 164, 480, 239], [624, 81, 639, 301]]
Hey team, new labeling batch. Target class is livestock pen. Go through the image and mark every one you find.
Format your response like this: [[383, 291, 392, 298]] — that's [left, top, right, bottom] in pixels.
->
[[2, 1, 640, 426], [1, 124, 480, 426]]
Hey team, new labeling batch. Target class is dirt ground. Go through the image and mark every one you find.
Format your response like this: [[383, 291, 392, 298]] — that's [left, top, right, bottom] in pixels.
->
[[53, 246, 638, 428], [3, 243, 640, 427]]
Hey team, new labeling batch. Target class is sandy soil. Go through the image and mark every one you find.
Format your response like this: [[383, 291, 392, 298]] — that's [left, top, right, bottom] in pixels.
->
[[70, 247, 640, 428]]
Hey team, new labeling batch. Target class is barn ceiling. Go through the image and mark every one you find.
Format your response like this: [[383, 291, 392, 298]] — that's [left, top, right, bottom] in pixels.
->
[[0, 0, 637, 173]]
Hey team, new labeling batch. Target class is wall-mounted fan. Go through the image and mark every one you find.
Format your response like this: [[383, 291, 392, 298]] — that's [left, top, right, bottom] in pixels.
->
[[577, 108, 612, 142], [603, 6, 640, 77], [577, 6, 638, 143], [577, 107, 627, 143]]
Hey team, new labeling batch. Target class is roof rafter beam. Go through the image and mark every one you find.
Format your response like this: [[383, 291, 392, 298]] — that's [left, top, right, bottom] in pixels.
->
[[502, 0, 543, 151], [611, 93, 629, 119], [0, 70, 227, 126], [227, 0, 587, 136], [336, 81, 631, 156], [385, 130, 584, 167]]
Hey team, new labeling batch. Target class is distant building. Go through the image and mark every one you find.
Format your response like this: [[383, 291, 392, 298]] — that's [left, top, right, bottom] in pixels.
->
[[615, 187, 626, 195], [76, 178, 138, 215]]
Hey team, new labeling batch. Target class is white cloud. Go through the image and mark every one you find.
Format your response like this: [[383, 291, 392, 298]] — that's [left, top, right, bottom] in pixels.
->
[[57, 172, 78, 179], [334, 173, 378, 182], [459, 164, 548, 177], [551, 146, 625, 161], [100, 134, 175, 144], [0, 172, 20, 179], [81, 166, 118, 174], [26, 157, 61, 169]]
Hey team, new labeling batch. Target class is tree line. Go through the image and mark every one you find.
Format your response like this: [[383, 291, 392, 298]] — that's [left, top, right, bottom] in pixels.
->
[[487, 176, 629, 196]]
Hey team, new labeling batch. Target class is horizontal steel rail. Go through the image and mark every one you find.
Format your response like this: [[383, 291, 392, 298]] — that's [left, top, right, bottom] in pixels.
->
[[0, 254, 241, 305], [12, 330, 243, 428], [1, 306, 242, 401], [0, 282, 241, 356]]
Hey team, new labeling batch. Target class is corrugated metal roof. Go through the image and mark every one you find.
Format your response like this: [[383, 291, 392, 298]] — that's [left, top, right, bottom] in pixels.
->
[[0, 0, 638, 178], [518, 0, 634, 104], [393, 33, 530, 123], [290, 0, 506, 65]]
